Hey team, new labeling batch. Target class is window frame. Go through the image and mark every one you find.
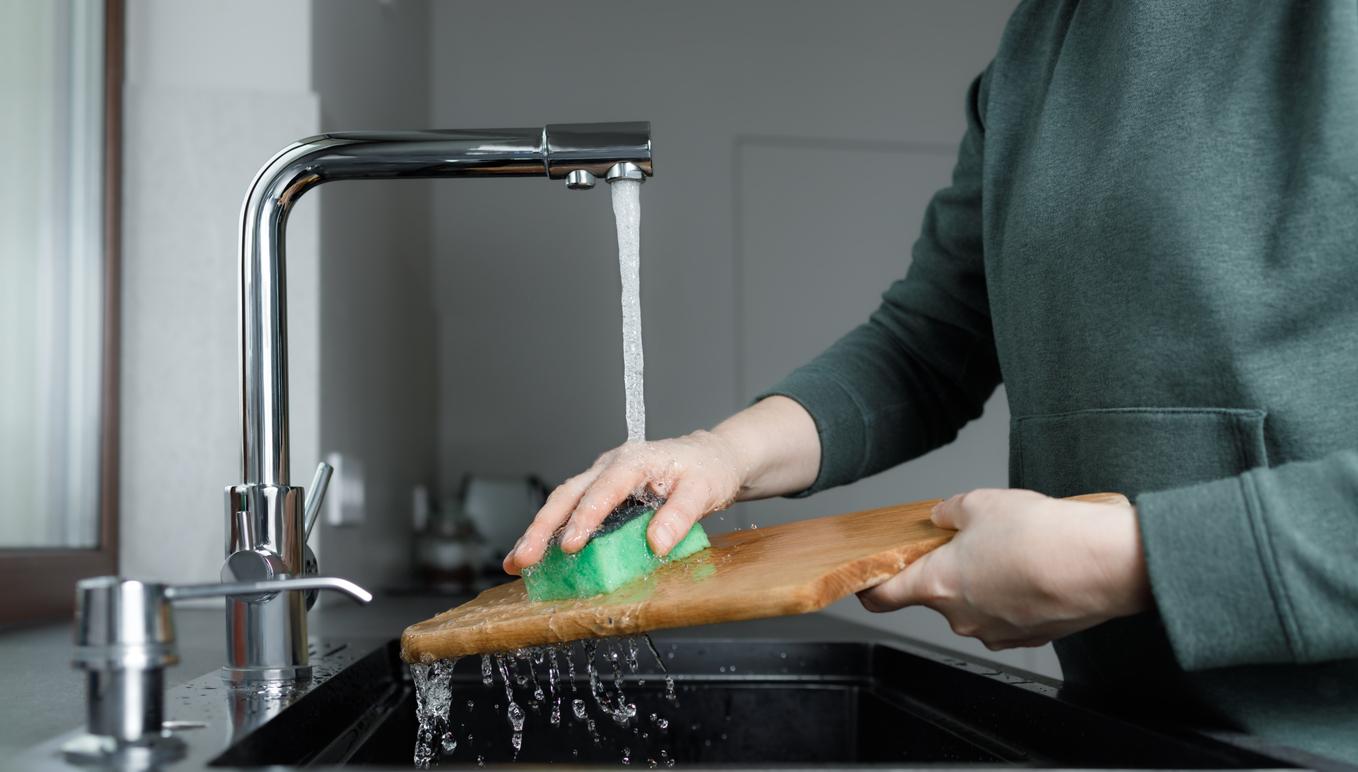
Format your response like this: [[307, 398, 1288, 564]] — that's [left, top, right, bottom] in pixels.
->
[[0, 0, 124, 626]]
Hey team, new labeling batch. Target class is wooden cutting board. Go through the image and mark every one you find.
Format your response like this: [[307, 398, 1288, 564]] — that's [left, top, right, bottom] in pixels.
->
[[400, 492, 1126, 661]]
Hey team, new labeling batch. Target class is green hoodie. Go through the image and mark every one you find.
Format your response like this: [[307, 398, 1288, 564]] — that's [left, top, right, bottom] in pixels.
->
[[762, 1, 1358, 762]]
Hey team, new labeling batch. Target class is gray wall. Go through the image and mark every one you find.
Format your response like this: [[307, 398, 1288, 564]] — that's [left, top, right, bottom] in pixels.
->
[[426, 1, 1052, 675]]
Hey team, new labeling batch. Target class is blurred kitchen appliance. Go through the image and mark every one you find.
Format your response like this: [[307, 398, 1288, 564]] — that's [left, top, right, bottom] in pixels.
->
[[461, 474, 549, 559], [411, 485, 490, 592]]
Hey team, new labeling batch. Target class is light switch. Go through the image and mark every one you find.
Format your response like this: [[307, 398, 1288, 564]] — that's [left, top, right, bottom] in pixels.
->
[[324, 452, 366, 527]]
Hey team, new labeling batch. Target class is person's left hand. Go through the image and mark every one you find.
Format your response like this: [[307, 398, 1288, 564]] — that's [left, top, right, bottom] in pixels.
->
[[857, 489, 1152, 650]]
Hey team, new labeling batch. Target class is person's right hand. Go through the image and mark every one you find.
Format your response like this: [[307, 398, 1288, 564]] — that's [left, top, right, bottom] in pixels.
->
[[502, 431, 746, 575]]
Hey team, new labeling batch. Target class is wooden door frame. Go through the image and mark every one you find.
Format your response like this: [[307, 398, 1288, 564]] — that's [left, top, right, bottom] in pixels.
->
[[0, 0, 124, 626]]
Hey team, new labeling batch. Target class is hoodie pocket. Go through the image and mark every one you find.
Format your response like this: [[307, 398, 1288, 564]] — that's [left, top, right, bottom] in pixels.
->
[[1010, 407, 1268, 498]]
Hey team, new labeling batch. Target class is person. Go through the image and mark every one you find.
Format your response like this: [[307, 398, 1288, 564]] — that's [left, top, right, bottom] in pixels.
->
[[506, 2, 1358, 763]]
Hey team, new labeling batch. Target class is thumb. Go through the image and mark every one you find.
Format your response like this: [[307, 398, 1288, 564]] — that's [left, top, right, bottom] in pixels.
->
[[857, 549, 940, 613], [931, 494, 965, 530]]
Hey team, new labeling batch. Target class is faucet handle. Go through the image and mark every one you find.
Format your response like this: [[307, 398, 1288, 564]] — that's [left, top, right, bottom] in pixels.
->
[[165, 576, 372, 604], [303, 460, 334, 543]]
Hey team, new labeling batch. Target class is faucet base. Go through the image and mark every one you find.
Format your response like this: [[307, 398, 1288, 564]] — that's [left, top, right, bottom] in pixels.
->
[[62, 730, 186, 767], [220, 664, 313, 684], [223, 484, 311, 682]]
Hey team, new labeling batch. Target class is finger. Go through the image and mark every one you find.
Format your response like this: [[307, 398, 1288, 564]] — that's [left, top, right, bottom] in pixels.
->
[[559, 461, 651, 553], [503, 471, 598, 573], [647, 478, 712, 556], [856, 549, 945, 612]]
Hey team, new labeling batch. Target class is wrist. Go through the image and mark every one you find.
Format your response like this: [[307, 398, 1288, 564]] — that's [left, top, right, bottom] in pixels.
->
[[711, 396, 819, 499], [1094, 504, 1154, 619], [704, 424, 760, 498]]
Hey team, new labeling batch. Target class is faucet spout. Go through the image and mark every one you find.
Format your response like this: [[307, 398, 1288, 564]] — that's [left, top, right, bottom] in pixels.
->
[[227, 121, 653, 682], [238, 122, 652, 487]]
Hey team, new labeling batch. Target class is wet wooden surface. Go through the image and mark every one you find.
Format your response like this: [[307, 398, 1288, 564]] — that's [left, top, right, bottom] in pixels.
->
[[400, 493, 1125, 661]]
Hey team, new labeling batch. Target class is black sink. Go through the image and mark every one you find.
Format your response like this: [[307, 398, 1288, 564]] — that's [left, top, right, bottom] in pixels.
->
[[209, 638, 1294, 769]]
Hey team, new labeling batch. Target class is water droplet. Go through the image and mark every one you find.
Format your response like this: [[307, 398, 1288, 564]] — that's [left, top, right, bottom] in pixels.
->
[[508, 701, 525, 732], [613, 701, 637, 726], [626, 637, 641, 672], [440, 731, 457, 754], [573, 698, 587, 720]]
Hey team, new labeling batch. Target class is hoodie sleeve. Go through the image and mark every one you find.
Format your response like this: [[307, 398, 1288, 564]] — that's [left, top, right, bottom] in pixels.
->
[[756, 68, 1002, 495], [1136, 448, 1358, 669]]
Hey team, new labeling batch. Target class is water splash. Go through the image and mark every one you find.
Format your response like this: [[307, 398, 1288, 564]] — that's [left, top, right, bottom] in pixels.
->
[[494, 654, 524, 742], [625, 637, 641, 673], [612, 178, 646, 443], [412, 658, 456, 769], [643, 634, 678, 703], [547, 647, 562, 725], [411, 639, 677, 764]]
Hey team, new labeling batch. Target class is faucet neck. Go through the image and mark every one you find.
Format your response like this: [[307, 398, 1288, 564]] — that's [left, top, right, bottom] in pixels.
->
[[236, 124, 652, 485]]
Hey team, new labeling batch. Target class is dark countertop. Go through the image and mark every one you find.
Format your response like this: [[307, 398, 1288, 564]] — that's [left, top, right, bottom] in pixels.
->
[[0, 591, 906, 754], [9, 593, 1334, 771]]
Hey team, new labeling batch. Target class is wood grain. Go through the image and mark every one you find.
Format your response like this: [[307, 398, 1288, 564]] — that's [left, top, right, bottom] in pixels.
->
[[400, 492, 1128, 661]]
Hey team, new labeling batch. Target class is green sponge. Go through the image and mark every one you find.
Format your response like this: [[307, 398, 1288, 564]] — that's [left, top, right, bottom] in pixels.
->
[[523, 498, 710, 602]]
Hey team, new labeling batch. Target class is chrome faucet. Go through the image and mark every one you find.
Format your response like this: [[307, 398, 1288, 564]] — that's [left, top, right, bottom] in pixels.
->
[[225, 122, 654, 682]]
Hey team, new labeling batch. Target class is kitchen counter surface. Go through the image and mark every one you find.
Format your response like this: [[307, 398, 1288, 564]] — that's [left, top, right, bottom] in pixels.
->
[[0, 590, 910, 754], [6, 591, 1340, 771]]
